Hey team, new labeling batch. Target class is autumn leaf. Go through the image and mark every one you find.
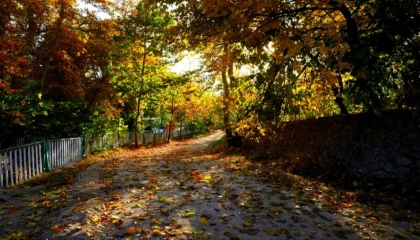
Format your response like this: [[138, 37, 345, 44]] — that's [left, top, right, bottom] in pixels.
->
[[185, 210, 195, 216], [152, 217, 162, 225], [26, 222, 37, 228], [264, 228, 280, 236], [149, 176, 158, 183], [126, 226, 135, 234], [51, 224, 64, 233], [243, 221, 253, 227], [199, 217, 208, 224], [192, 229, 204, 235], [341, 203, 353, 208], [9, 206, 19, 213]]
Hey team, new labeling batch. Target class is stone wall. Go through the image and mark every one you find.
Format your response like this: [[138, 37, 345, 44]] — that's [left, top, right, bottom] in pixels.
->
[[271, 110, 420, 179]]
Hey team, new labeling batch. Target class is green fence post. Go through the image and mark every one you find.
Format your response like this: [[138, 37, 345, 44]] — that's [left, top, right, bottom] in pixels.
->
[[81, 137, 86, 158], [42, 140, 51, 171]]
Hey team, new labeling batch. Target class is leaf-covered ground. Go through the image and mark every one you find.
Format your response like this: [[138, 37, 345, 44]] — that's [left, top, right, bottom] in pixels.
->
[[0, 131, 419, 239]]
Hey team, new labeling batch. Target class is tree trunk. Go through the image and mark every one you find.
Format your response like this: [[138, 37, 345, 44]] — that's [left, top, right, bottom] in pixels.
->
[[333, 73, 349, 114], [134, 98, 141, 148], [179, 121, 183, 140], [221, 46, 232, 147], [167, 99, 174, 143]]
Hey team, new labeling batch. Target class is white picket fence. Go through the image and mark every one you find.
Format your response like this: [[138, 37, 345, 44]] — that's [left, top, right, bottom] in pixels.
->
[[48, 138, 83, 169], [0, 141, 44, 188], [0, 129, 203, 188]]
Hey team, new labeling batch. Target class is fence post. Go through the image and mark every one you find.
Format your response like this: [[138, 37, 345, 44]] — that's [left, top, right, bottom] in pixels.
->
[[42, 140, 51, 171], [81, 137, 86, 158]]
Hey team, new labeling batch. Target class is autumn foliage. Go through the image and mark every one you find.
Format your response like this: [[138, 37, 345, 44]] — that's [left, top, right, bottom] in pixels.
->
[[1, 0, 419, 146]]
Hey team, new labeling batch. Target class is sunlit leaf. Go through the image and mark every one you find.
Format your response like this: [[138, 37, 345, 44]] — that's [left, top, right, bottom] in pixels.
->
[[199, 217, 208, 224], [126, 226, 135, 234], [192, 229, 204, 235], [185, 210, 195, 216]]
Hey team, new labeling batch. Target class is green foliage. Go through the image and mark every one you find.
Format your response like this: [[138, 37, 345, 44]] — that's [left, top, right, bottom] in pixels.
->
[[80, 106, 126, 138], [185, 117, 206, 134]]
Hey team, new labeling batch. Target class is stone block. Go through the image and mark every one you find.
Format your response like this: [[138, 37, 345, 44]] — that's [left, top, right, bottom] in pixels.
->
[[396, 156, 412, 165], [371, 136, 382, 144], [372, 146, 381, 153], [399, 147, 411, 154], [396, 121, 404, 128], [385, 146, 396, 153], [384, 162, 394, 173], [406, 132, 419, 139], [378, 128, 388, 135], [358, 167, 368, 174], [384, 136, 398, 145], [400, 138, 415, 147], [383, 118, 393, 126], [369, 162, 381, 170], [364, 150, 374, 159], [389, 130, 401, 138], [372, 170, 389, 178], [396, 167, 412, 178], [361, 134, 370, 142], [406, 121, 416, 129], [375, 154, 389, 162]]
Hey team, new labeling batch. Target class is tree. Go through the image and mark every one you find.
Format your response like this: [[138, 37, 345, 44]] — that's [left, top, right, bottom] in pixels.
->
[[161, 0, 420, 117], [0, 0, 122, 141], [109, 1, 174, 147]]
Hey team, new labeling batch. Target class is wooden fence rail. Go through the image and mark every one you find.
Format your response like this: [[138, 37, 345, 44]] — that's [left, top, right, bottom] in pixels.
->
[[0, 129, 203, 188]]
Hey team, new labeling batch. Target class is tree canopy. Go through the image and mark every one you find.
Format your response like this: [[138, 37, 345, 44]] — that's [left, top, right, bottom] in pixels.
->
[[1, 0, 419, 145]]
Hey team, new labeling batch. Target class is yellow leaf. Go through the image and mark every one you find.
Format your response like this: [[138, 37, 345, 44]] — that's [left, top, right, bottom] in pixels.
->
[[199, 217, 208, 225], [264, 228, 279, 236], [203, 175, 212, 181], [91, 216, 100, 223]]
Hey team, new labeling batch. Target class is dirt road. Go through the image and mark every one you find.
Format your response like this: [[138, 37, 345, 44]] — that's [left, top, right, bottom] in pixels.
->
[[0, 131, 418, 239]]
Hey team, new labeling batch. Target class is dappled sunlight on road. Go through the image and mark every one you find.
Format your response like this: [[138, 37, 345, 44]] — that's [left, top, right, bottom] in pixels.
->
[[0, 131, 418, 239]]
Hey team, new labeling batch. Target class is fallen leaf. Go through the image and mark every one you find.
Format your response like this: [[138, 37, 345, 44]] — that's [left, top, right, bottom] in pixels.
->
[[26, 222, 37, 228], [409, 227, 420, 236], [126, 226, 135, 234], [199, 217, 209, 224], [193, 229, 204, 235], [264, 228, 279, 236], [185, 210, 195, 216], [152, 217, 162, 225], [243, 221, 253, 227], [240, 228, 259, 235], [51, 225, 63, 233], [394, 232, 408, 239]]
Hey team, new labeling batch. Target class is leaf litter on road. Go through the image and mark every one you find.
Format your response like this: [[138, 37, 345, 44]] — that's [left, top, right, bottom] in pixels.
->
[[0, 131, 419, 239]]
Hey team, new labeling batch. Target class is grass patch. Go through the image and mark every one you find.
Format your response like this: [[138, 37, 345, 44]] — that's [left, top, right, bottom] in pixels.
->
[[210, 135, 227, 152]]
